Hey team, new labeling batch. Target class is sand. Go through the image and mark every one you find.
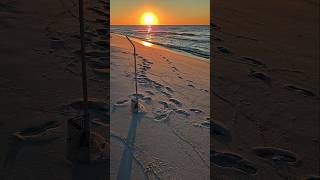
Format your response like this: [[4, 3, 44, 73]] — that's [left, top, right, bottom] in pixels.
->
[[1, 0, 318, 179], [110, 34, 210, 179], [0, 0, 108, 179], [211, 0, 319, 179]]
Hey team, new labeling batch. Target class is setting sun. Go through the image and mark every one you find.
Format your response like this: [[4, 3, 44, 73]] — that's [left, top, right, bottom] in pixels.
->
[[140, 12, 158, 25]]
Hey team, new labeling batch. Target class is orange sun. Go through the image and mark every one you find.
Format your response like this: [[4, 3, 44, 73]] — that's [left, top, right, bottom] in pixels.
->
[[140, 12, 159, 25]]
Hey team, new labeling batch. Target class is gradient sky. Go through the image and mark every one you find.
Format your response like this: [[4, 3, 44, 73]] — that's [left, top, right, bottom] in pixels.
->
[[111, 0, 209, 25]]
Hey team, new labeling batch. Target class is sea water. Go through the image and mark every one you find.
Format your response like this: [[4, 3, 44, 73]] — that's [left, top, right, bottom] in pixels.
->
[[111, 25, 210, 60]]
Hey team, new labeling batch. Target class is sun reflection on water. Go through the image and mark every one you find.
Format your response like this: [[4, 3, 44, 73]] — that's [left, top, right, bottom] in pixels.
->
[[142, 41, 153, 47], [142, 25, 153, 47]]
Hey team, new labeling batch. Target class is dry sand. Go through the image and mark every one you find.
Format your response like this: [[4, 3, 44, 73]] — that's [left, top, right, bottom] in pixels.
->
[[211, 0, 319, 179], [110, 34, 210, 179], [0, 0, 108, 179]]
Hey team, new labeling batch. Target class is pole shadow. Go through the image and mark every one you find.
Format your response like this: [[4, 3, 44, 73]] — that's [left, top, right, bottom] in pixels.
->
[[116, 112, 144, 180]]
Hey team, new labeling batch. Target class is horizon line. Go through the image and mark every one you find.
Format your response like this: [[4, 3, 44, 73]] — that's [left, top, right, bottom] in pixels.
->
[[110, 24, 209, 26]]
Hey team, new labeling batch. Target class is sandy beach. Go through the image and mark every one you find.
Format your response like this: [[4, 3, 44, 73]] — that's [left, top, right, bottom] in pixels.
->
[[1, 0, 318, 179], [0, 0, 108, 179], [211, 0, 319, 179], [110, 34, 210, 179]]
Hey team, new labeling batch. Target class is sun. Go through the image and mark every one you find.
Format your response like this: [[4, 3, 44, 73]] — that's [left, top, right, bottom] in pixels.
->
[[140, 12, 158, 25]]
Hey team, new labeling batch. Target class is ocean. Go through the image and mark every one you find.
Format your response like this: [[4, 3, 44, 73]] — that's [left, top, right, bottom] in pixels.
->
[[111, 25, 210, 60]]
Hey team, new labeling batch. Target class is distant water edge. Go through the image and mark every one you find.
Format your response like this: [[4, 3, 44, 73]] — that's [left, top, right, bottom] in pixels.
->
[[111, 25, 210, 60]]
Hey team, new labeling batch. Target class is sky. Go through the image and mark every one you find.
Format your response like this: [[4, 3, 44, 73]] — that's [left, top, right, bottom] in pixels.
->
[[111, 0, 210, 25]]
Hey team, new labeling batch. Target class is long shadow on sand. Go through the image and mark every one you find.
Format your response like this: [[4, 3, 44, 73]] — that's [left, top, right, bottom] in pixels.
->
[[116, 111, 144, 180]]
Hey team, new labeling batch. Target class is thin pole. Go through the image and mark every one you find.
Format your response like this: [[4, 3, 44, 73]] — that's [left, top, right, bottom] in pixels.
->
[[126, 36, 138, 99], [79, 0, 90, 150]]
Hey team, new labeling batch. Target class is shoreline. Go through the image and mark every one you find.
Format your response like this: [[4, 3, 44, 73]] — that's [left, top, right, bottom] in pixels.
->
[[110, 32, 210, 62]]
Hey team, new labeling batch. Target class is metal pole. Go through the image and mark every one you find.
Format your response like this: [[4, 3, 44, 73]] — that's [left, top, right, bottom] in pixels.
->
[[126, 36, 138, 100], [79, 0, 90, 153]]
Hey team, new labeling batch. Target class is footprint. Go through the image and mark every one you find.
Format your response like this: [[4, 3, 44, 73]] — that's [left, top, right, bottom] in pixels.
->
[[217, 47, 233, 55], [249, 70, 271, 84], [145, 90, 155, 96], [138, 74, 147, 78], [142, 65, 151, 69], [159, 101, 170, 109], [121, 51, 129, 54], [187, 84, 195, 88], [200, 89, 209, 93], [137, 77, 149, 84], [253, 147, 299, 166], [165, 86, 174, 93], [129, 93, 144, 99], [212, 152, 257, 175], [211, 120, 231, 143], [189, 108, 203, 114], [193, 121, 210, 129], [160, 91, 172, 98], [175, 109, 190, 116], [153, 110, 173, 122], [13, 121, 61, 142], [4, 121, 61, 167], [50, 38, 64, 49], [169, 98, 182, 107], [114, 99, 129, 107], [139, 70, 146, 75], [171, 67, 179, 72], [161, 56, 172, 64], [143, 60, 153, 65], [142, 61, 152, 65], [285, 85, 316, 97], [150, 80, 162, 86], [241, 57, 266, 68], [142, 96, 152, 102]]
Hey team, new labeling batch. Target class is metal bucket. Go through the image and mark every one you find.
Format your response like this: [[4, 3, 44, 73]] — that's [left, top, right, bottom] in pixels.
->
[[66, 115, 85, 162]]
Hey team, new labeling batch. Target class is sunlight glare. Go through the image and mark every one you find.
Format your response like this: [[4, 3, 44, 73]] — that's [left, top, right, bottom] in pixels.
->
[[142, 41, 153, 47], [140, 12, 158, 25]]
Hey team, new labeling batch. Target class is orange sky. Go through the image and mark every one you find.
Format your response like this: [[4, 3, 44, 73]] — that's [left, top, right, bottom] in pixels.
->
[[111, 0, 209, 25]]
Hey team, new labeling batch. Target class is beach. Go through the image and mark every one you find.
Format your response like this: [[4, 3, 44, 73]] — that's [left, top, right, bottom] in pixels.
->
[[110, 34, 210, 179], [211, 0, 319, 179], [0, 0, 108, 179]]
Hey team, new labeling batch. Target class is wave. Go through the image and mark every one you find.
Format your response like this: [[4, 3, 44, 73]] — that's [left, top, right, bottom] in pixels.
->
[[111, 25, 210, 60]]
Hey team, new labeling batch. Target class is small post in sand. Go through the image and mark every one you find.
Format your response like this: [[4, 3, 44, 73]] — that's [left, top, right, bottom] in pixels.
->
[[126, 36, 139, 113], [66, 0, 90, 163], [78, 0, 90, 162]]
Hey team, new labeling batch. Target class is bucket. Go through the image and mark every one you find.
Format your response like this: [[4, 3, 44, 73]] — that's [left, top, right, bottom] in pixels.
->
[[67, 115, 86, 162]]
